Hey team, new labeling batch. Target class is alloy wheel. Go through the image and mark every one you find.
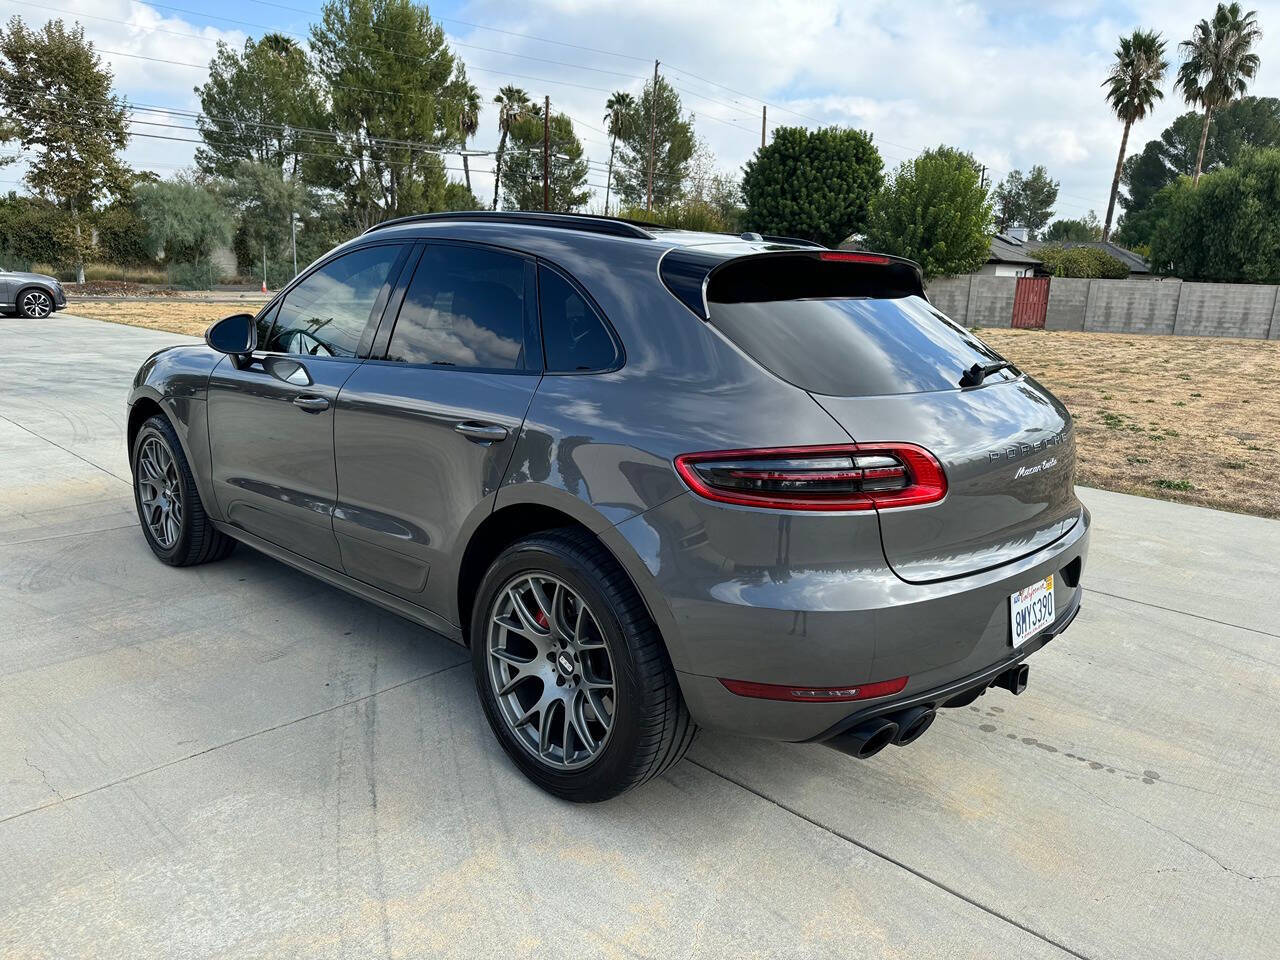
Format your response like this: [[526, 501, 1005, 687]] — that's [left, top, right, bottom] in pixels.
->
[[21, 290, 52, 319], [486, 572, 617, 770], [137, 436, 184, 549]]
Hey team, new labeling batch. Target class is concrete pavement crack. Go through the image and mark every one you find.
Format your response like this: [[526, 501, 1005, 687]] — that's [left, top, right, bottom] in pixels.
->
[[687, 758, 1095, 960], [0, 412, 130, 485], [1084, 586, 1280, 641], [0, 659, 468, 826]]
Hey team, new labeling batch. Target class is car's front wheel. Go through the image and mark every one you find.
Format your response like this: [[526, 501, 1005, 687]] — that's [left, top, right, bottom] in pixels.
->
[[471, 529, 696, 802], [132, 414, 236, 566], [18, 288, 54, 319]]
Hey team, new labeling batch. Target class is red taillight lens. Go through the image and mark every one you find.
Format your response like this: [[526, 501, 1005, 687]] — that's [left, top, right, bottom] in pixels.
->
[[673, 444, 946, 511], [719, 675, 909, 702], [820, 251, 891, 265]]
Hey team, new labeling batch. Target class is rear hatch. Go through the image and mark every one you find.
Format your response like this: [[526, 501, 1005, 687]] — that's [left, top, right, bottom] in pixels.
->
[[694, 251, 1080, 584]]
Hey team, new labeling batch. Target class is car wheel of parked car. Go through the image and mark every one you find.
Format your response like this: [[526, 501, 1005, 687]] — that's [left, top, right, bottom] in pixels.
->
[[471, 529, 697, 802], [18, 288, 53, 319], [132, 414, 236, 566]]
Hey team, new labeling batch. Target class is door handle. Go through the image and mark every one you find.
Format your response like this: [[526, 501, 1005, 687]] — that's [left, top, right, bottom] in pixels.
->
[[293, 395, 330, 413], [454, 421, 508, 443]]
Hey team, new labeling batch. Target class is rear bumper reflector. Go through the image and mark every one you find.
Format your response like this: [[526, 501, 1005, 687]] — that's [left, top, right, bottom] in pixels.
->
[[719, 675, 909, 703]]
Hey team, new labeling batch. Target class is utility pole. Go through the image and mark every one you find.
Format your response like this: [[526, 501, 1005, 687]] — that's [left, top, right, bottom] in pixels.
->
[[979, 165, 988, 191], [761, 104, 766, 150], [646, 59, 659, 213], [262, 243, 267, 295], [543, 95, 551, 212], [290, 212, 297, 277]]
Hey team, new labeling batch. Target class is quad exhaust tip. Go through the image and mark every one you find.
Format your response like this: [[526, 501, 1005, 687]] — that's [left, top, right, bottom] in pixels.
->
[[994, 663, 1029, 696], [829, 717, 899, 759]]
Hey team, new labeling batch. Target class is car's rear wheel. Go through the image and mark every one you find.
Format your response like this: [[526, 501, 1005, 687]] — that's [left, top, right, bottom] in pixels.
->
[[471, 529, 696, 802], [18, 288, 53, 319], [132, 414, 236, 566]]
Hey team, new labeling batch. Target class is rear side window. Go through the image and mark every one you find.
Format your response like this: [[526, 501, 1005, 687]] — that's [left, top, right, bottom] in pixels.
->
[[267, 244, 402, 357], [709, 295, 1013, 397], [538, 266, 617, 372], [387, 244, 532, 370]]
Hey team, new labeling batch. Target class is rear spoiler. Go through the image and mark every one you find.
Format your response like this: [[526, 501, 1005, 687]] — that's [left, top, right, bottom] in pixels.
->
[[659, 249, 926, 320]]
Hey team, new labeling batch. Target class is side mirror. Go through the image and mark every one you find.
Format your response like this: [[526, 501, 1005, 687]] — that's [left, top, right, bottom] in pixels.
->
[[205, 313, 257, 355]]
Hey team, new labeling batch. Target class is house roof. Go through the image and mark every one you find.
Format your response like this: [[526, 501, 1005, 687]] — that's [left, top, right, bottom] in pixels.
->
[[987, 234, 1042, 266], [1023, 240, 1151, 274]]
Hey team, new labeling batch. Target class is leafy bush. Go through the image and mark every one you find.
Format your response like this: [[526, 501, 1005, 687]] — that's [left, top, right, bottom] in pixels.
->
[[0, 195, 77, 268], [95, 202, 152, 266], [1036, 245, 1130, 278], [741, 126, 883, 247], [1148, 148, 1280, 282]]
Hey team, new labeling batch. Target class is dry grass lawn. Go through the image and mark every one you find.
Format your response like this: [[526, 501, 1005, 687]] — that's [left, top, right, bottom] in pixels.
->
[[982, 328, 1280, 519], [64, 302, 1280, 518]]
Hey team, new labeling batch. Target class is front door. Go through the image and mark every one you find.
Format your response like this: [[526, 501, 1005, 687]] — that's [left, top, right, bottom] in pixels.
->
[[207, 242, 409, 568], [333, 241, 542, 617]]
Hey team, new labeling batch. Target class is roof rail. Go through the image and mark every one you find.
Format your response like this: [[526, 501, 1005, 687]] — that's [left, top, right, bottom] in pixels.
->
[[363, 210, 657, 240], [759, 234, 827, 249]]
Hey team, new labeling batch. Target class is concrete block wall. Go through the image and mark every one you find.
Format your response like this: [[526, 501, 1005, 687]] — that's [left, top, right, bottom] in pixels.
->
[[926, 277, 972, 324], [1174, 282, 1279, 339], [1044, 278, 1090, 331], [928, 275, 1280, 338], [1083, 279, 1181, 335], [968, 276, 1017, 328]]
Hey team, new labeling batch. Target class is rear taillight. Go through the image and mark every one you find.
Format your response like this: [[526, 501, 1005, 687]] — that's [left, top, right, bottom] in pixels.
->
[[719, 675, 909, 702], [674, 444, 945, 511]]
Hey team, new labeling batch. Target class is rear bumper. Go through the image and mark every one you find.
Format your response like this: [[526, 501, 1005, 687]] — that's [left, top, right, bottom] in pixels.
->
[[612, 493, 1090, 742], [814, 587, 1080, 748]]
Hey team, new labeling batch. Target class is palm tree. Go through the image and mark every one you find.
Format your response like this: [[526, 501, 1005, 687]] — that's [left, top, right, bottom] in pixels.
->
[[455, 78, 481, 195], [1176, 3, 1263, 185], [1101, 30, 1167, 240], [492, 85, 531, 209], [602, 91, 635, 216]]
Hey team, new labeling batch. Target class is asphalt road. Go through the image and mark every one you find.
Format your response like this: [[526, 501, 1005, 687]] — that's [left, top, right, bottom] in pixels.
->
[[2, 315, 1276, 960]]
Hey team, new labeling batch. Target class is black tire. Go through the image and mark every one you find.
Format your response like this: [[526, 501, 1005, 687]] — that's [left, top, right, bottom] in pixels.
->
[[471, 528, 697, 802], [17, 287, 55, 319], [131, 414, 236, 566]]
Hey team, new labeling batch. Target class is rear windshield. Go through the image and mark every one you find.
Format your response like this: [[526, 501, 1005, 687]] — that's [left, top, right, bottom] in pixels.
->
[[708, 295, 1015, 397]]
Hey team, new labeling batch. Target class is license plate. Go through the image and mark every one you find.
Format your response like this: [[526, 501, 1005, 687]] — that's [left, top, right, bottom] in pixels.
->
[[1010, 575, 1055, 647]]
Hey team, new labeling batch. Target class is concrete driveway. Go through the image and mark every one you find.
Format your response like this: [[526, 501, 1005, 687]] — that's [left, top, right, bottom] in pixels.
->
[[2, 315, 1276, 960]]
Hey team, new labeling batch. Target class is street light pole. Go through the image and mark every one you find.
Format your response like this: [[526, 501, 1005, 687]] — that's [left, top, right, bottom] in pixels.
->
[[291, 212, 297, 277]]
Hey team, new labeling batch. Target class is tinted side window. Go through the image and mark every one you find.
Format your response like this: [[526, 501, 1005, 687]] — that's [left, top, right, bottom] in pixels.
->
[[255, 301, 279, 348], [267, 244, 402, 357], [387, 244, 531, 369], [538, 266, 617, 372]]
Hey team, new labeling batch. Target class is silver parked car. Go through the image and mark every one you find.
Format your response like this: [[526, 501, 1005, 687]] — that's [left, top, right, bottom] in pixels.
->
[[0, 270, 67, 318], [126, 212, 1089, 801]]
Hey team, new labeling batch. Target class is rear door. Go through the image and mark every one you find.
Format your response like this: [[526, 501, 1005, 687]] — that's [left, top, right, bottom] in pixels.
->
[[703, 257, 1080, 584], [332, 241, 541, 615], [206, 241, 409, 568]]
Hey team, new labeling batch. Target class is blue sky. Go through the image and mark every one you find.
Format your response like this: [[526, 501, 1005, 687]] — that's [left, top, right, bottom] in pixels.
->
[[4, 0, 1280, 223]]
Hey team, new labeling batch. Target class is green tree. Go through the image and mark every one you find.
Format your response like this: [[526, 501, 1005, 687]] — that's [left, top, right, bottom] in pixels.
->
[[1101, 30, 1167, 240], [1176, 3, 1263, 185], [309, 0, 463, 227], [741, 126, 883, 247], [500, 109, 589, 212], [602, 90, 635, 216], [492, 85, 531, 209], [993, 165, 1059, 238], [195, 33, 322, 179], [612, 76, 695, 210], [1148, 148, 1280, 281], [1044, 212, 1103, 242], [445, 65, 481, 195], [135, 175, 233, 272], [864, 146, 991, 278], [225, 161, 313, 283], [0, 17, 131, 282]]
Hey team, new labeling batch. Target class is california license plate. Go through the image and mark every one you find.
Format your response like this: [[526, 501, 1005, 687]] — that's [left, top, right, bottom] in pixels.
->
[[1010, 575, 1055, 647]]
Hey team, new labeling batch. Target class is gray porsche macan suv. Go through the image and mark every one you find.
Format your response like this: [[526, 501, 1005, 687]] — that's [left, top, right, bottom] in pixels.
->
[[127, 211, 1089, 801]]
